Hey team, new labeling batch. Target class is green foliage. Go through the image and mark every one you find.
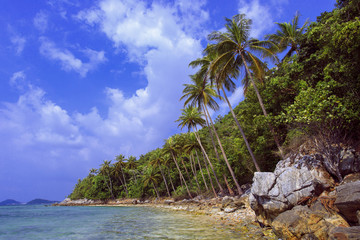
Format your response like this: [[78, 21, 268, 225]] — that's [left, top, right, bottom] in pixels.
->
[[68, 2, 360, 200]]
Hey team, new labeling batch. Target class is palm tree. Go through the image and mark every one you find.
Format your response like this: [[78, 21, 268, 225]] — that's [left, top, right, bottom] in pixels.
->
[[150, 150, 171, 197], [115, 155, 129, 197], [176, 106, 222, 196], [207, 13, 284, 158], [162, 153, 176, 193], [163, 137, 193, 198], [181, 73, 246, 193], [266, 12, 309, 61], [100, 160, 115, 199], [142, 166, 161, 199], [127, 156, 138, 181]]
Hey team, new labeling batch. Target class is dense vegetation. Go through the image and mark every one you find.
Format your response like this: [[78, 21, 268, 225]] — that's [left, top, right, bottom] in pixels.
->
[[69, 0, 360, 200]]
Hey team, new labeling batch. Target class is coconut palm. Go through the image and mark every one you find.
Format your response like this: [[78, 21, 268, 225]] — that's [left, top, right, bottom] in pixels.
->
[[100, 160, 115, 199], [183, 133, 209, 191], [150, 150, 171, 197], [207, 13, 284, 158], [142, 166, 161, 199], [163, 137, 193, 198], [266, 12, 309, 61], [115, 155, 129, 197], [181, 73, 246, 194], [176, 106, 222, 196]]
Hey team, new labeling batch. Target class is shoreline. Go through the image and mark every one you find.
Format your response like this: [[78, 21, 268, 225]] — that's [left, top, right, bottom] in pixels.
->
[[54, 197, 277, 239]]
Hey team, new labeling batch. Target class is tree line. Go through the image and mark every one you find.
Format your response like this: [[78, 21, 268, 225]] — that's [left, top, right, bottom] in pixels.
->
[[69, 0, 360, 200]]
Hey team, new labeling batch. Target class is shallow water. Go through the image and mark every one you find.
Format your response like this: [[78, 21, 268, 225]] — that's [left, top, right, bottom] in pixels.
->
[[0, 205, 248, 239]]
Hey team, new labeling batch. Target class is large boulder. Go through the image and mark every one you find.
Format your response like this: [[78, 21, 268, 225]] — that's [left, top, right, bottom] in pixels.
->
[[329, 226, 360, 240], [250, 154, 335, 225], [334, 180, 360, 224], [272, 201, 349, 240], [339, 148, 360, 177]]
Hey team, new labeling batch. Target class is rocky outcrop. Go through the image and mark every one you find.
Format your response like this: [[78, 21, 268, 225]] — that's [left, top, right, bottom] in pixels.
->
[[249, 154, 335, 225], [339, 148, 360, 177], [334, 180, 360, 224], [329, 226, 360, 240], [272, 201, 349, 239]]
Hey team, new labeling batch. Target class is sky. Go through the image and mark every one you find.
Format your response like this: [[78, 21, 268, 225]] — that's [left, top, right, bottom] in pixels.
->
[[0, 0, 336, 202]]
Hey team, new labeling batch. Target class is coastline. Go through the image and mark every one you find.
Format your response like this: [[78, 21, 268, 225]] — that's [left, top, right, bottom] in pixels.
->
[[54, 196, 277, 239]]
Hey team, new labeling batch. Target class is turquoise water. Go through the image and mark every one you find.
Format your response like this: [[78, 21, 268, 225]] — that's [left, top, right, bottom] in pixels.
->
[[0, 205, 245, 239]]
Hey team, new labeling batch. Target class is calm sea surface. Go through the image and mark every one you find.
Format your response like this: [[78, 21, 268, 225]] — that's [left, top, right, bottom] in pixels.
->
[[0, 205, 247, 239]]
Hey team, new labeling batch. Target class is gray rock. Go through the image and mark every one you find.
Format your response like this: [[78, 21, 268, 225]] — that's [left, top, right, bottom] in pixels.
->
[[164, 200, 175, 205], [224, 207, 236, 213], [339, 148, 360, 177], [250, 155, 335, 225], [329, 226, 360, 240], [335, 180, 360, 224]]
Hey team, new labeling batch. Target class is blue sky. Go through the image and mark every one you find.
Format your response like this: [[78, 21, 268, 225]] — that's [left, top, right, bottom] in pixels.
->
[[0, 0, 335, 202]]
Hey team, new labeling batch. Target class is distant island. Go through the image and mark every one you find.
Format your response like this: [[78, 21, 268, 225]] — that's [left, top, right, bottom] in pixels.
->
[[0, 198, 59, 206]]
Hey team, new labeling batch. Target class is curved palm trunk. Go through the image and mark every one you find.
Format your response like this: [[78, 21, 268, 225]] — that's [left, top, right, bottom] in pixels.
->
[[104, 172, 115, 199], [167, 168, 176, 192], [170, 152, 192, 198], [201, 150, 217, 197], [159, 166, 171, 197], [152, 181, 160, 199], [120, 167, 129, 197], [241, 55, 284, 159], [222, 87, 261, 174], [180, 157, 192, 183], [223, 175, 234, 196], [189, 153, 201, 190], [193, 126, 224, 193], [204, 103, 244, 194], [195, 150, 209, 191]]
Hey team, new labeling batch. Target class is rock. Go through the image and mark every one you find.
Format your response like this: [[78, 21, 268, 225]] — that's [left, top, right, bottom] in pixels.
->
[[250, 155, 335, 225], [272, 202, 349, 240], [224, 207, 237, 213], [164, 200, 175, 205], [339, 148, 360, 177], [132, 199, 138, 204], [341, 173, 360, 184], [357, 211, 360, 225], [335, 181, 360, 224], [329, 226, 360, 240]]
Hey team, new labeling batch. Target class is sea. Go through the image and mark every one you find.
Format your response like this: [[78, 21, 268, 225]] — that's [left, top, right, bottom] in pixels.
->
[[0, 205, 248, 239]]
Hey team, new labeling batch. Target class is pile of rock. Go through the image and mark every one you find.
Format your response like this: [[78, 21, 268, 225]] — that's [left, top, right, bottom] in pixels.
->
[[249, 147, 360, 239]]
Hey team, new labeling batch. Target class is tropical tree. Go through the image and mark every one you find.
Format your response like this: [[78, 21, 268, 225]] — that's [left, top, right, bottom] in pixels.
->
[[176, 106, 222, 196], [115, 155, 129, 197], [150, 150, 171, 197], [266, 12, 309, 60], [163, 137, 193, 198], [207, 13, 284, 158], [181, 73, 243, 194], [99, 160, 115, 199], [142, 166, 161, 199]]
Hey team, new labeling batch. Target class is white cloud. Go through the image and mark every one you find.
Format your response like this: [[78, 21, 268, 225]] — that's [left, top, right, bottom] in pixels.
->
[[34, 11, 49, 33], [238, 0, 274, 38], [9, 71, 27, 90], [11, 35, 26, 55], [39, 37, 107, 77]]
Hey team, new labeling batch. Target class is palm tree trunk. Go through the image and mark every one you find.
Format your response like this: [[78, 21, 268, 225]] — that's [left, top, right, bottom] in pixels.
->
[[106, 172, 115, 199], [193, 126, 224, 193], [170, 152, 192, 198], [152, 181, 160, 199], [159, 166, 171, 197], [180, 157, 191, 182], [221, 87, 261, 174], [223, 174, 234, 196], [120, 167, 129, 197], [204, 103, 245, 194], [189, 153, 201, 190], [195, 150, 209, 191], [201, 150, 217, 197], [167, 168, 176, 192], [241, 55, 284, 159]]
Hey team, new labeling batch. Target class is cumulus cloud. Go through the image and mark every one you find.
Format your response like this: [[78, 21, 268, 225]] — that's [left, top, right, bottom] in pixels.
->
[[10, 35, 26, 55], [39, 37, 107, 77], [238, 0, 274, 38], [9, 71, 27, 90], [34, 11, 49, 33]]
